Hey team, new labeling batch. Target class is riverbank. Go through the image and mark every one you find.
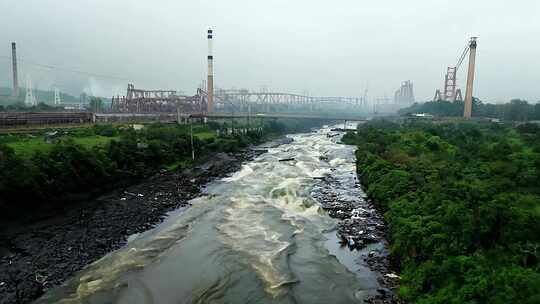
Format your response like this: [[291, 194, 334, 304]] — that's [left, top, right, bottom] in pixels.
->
[[1, 125, 405, 304], [0, 139, 294, 304], [9, 125, 412, 304], [0, 119, 328, 220], [0, 118, 327, 304], [341, 121, 540, 303], [312, 147, 402, 304]]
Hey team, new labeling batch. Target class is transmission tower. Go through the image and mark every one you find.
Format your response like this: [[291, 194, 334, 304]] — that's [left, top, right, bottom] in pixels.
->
[[54, 87, 62, 105], [434, 40, 473, 102], [363, 81, 369, 107], [25, 76, 37, 106]]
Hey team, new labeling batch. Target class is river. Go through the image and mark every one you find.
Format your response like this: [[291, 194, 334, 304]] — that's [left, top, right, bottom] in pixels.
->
[[36, 126, 386, 304]]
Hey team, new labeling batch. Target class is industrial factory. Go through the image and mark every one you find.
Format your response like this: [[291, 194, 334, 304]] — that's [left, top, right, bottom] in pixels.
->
[[2, 32, 479, 128]]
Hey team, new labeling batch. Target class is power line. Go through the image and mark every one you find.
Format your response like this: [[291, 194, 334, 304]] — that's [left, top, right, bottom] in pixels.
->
[[455, 44, 469, 72], [0, 55, 130, 81]]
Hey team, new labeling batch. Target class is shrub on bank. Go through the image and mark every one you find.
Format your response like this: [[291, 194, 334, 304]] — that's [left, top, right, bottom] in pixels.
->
[[343, 121, 540, 303]]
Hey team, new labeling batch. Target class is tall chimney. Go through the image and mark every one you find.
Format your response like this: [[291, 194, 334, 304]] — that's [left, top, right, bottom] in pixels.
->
[[207, 28, 214, 113], [11, 42, 19, 98], [463, 37, 477, 118]]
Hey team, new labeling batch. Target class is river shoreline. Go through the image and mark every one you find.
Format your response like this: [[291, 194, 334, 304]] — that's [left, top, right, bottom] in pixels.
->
[[0, 130, 401, 304], [0, 137, 293, 304], [312, 162, 402, 304]]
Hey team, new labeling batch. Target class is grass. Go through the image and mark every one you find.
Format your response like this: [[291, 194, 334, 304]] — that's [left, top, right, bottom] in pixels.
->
[[5, 138, 51, 157], [72, 136, 119, 147], [194, 131, 215, 140], [4, 123, 217, 158], [5, 129, 214, 159], [184, 125, 216, 140], [6, 135, 118, 158]]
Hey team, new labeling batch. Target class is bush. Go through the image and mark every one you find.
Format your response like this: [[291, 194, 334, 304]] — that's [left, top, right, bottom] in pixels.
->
[[93, 124, 118, 137], [347, 120, 540, 303]]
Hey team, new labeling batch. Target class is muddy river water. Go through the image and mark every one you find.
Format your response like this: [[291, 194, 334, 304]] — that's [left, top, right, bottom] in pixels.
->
[[36, 126, 386, 304]]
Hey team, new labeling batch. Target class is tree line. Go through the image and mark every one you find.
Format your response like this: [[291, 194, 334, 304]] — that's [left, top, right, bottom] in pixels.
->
[[342, 120, 540, 303], [400, 99, 540, 121]]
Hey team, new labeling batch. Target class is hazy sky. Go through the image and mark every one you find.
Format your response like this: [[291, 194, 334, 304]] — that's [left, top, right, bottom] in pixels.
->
[[1, 0, 539, 102]]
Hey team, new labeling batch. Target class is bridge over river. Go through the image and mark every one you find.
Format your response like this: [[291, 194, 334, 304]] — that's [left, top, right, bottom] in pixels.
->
[[188, 112, 367, 122], [0, 111, 367, 131]]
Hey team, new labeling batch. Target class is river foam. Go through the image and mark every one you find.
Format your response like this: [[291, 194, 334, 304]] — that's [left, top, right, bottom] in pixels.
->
[[37, 125, 383, 304]]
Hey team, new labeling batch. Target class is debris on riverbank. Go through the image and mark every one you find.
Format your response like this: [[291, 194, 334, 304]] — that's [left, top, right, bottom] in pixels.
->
[[363, 244, 402, 304], [279, 157, 295, 162], [312, 175, 385, 250], [0, 147, 264, 304], [312, 172, 402, 303]]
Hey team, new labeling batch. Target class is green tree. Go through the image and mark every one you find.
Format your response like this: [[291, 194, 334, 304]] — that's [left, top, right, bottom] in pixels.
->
[[344, 120, 540, 303]]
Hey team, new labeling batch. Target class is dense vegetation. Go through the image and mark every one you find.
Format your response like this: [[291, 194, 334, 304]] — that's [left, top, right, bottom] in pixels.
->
[[343, 120, 540, 303], [400, 99, 540, 121], [0, 119, 322, 219]]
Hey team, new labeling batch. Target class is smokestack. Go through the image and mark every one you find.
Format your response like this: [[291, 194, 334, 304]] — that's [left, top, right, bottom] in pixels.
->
[[464, 37, 477, 118], [11, 42, 19, 98], [207, 28, 214, 113]]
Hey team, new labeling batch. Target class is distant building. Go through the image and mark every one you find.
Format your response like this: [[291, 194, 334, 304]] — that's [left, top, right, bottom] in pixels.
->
[[411, 113, 434, 118], [373, 97, 401, 114], [80, 92, 88, 104], [394, 80, 415, 105]]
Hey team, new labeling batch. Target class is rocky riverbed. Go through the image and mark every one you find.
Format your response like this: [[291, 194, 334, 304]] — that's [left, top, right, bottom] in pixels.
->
[[312, 171, 402, 304], [0, 145, 275, 304], [0, 132, 402, 304]]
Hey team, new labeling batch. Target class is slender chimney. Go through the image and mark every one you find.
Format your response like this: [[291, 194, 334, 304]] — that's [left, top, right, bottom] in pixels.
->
[[11, 42, 19, 98], [464, 37, 477, 118], [207, 28, 214, 113]]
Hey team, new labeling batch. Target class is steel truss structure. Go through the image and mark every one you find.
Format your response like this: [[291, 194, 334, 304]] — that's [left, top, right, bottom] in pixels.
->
[[214, 89, 365, 112], [111, 85, 365, 114], [110, 84, 206, 113], [434, 67, 463, 102], [434, 41, 471, 102]]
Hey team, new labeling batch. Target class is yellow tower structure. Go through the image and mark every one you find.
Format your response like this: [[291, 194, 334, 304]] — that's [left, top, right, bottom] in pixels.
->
[[463, 37, 478, 118]]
